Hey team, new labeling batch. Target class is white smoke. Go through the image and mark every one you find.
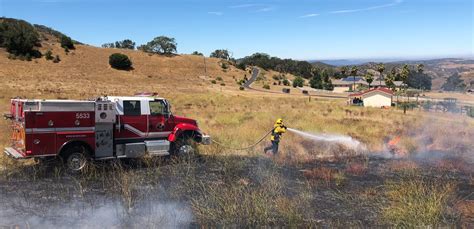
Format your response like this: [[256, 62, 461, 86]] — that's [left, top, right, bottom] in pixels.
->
[[0, 197, 193, 228]]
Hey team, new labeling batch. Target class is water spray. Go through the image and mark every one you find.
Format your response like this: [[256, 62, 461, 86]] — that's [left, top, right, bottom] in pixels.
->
[[287, 128, 364, 150]]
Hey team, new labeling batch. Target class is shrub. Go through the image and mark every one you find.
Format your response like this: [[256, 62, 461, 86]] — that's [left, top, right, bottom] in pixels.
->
[[52, 55, 61, 63], [7, 53, 16, 60], [282, 79, 290, 86], [293, 76, 304, 88], [220, 83, 226, 86], [109, 53, 132, 70], [45, 50, 53, 60], [239, 86, 245, 90], [210, 49, 230, 60], [114, 39, 135, 49], [221, 62, 229, 70], [191, 51, 203, 56], [216, 76, 223, 81], [60, 35, 75, 50], [102, 43, 115, 48], [25, 53, 31, 61], [263, 84, 270, 90], [211, 80, 217, 84]]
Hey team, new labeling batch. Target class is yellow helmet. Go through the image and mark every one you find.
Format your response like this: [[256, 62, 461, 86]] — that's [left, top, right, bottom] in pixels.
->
[[275, 118, 283, 125]]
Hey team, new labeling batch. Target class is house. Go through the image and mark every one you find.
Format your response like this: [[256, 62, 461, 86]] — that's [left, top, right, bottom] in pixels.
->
[[332, 76, 367, 93], [348, 87, 393, 108], [372, 78, 405, 90], [333, 76, 404, 93]]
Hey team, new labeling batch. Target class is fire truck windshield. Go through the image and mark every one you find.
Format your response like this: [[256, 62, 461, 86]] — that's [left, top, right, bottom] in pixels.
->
[[149, 100, 167, 115]]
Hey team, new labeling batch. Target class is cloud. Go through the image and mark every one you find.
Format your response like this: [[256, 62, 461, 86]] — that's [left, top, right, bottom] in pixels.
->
[[300, 13, 320, 18], [255, 6, 275, 12], [208, 11, 223, 16], [229, 4, 259, 9], [330, 0, 403, 14], [228, 3, 275, 12]]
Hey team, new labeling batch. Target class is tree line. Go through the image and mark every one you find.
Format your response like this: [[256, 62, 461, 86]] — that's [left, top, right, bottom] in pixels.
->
[[0, 17, 74, 62]]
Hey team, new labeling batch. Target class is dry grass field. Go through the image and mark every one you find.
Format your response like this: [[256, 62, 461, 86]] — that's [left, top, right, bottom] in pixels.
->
[[0, 40, 473, 227]]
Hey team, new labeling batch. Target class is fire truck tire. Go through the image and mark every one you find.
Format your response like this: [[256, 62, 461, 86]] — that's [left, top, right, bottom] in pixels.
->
[[61, 145, 91, 173], [171, 137, 197, 158]]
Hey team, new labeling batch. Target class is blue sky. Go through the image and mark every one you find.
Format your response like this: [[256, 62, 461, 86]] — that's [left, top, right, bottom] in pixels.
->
[[0, 0, 472, 60]]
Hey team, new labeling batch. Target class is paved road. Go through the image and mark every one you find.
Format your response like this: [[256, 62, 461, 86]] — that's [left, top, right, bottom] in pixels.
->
[[243, 67, 347, 99], [244, 67, 259, 88]]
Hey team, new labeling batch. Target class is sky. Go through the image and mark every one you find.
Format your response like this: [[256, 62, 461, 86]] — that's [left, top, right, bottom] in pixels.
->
[[0, 0, 472, 60]]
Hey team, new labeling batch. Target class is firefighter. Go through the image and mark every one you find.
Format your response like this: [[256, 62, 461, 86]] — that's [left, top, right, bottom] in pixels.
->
[[264, 118, 287, 155]]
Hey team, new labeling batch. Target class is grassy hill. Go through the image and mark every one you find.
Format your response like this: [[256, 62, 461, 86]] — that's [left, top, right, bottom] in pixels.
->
[[0, 19, 255, 109]]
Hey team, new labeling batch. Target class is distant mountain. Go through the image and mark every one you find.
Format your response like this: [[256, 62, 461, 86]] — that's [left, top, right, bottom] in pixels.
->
[[311, 61, 334, 69], [314, 58, 404, 66]]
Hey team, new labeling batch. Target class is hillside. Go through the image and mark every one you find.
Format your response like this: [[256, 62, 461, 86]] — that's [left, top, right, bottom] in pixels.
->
[[0, 20, 256, 112]]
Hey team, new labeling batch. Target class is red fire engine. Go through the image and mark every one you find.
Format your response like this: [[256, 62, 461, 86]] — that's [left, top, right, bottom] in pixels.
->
[[3, 94, 211, 172]]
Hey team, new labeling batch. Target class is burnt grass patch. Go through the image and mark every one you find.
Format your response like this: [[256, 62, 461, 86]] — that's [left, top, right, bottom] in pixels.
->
[[0, 152, 472, 227]]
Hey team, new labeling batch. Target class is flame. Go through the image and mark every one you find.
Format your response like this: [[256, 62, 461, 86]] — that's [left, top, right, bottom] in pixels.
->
[[388, 136, 401, 146]]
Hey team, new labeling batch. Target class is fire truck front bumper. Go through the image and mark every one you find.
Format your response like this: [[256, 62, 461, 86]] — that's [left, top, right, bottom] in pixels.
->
[[4, 147, 26, 159], [200, 134, 212, 145]]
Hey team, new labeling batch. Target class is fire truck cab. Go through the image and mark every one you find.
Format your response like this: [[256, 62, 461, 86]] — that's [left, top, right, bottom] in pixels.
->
[[3, 95, 211, 172]]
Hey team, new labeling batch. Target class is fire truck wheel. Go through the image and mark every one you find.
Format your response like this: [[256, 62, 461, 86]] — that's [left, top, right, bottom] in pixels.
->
[[61, 145, 90, 173], [172, 137, 197, 158]]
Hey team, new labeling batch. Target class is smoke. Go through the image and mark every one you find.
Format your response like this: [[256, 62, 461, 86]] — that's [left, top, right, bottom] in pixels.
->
[[0, 197, 193, 228], [287, 128, 366, 152]]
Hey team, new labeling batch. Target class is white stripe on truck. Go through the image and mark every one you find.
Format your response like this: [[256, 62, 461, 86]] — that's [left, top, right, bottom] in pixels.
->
[[25, 127, 95, 133], [124, 124, 172, 138]]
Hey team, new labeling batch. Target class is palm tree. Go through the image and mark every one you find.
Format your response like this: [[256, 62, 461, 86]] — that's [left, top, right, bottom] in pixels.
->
[[340, 66, 348, 77], [350, 66, 358, 91], [391, 67, 398, 79], [401, 64, 410, 92], [376, 63, 385, 87], [364, 72, 374, 88], [385, 73, 396, 91]]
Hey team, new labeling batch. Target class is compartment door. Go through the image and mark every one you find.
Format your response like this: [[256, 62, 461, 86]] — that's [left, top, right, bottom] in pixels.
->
[[95, 123, 114, 158]]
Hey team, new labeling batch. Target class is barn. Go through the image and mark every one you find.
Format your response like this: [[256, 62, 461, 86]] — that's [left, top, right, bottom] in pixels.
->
[[349, 87, 393, 108]]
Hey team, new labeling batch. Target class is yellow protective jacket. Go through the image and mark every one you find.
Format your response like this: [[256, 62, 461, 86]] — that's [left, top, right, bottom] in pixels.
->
[[270, 124, 286, 141]]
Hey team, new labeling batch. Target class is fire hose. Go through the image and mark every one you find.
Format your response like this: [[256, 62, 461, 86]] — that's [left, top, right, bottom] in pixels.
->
[[210, 128, 274, 151]]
